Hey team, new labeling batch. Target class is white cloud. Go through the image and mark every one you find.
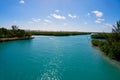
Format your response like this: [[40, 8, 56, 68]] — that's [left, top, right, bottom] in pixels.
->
[[97, 18, 104, 21], [92, 10, 103, 17], [105, 23, 112, 27], [51, 14, 66, 20], [68, 14, 77, 19], [32, 18, 41, 22], [55, 10, 60, 13], [19, 0, 25, 4], [95, 18, 105, 23], [95, 20, 101, 23], [44, 19, 52, 23]]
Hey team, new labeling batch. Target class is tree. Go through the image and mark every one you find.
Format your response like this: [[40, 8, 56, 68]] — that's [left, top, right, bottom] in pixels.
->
[[11, 25, 18, 31], [0, 28, 8, 38], [112, 21, 120, 33], [111, 21, 120, 42]]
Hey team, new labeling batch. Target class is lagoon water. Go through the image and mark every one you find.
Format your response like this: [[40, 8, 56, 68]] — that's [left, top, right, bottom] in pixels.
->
[[0, 35, 120, 80]]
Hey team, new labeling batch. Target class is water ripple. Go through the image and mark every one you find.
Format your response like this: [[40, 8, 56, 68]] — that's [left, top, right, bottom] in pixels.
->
[[37, 56, 63, 80]]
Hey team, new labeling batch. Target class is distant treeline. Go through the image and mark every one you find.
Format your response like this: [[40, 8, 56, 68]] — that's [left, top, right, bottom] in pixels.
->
[[0, 25, 31, 38], [31, 31, 91, 36], [91, 21, 120, 61]]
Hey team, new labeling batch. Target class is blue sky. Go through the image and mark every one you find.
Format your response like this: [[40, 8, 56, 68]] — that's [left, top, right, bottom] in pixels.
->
[[0, 0, 120, 32]]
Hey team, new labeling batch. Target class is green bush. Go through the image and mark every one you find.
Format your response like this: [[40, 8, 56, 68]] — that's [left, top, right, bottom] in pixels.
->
[[91, 33, 106, 39], [91, 40, 100, 46]]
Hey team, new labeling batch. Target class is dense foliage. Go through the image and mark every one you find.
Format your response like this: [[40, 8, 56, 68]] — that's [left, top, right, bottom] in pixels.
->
[[31, 31, 91, 36], [92, 21, 120, 61], [0, 25, 31, 38], [91, 33, 112, 39]]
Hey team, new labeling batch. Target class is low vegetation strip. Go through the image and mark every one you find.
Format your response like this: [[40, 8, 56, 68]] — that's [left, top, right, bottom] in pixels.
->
[[31, 31, 91, 36]]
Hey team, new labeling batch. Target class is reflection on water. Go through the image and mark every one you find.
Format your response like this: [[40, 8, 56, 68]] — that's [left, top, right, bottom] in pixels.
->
[[40, 57, 62, 80]]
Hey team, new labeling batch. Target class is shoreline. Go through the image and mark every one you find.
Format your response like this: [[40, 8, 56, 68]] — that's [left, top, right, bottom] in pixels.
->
[[93, 46, 120, 69], [0, 37, 34, 42]]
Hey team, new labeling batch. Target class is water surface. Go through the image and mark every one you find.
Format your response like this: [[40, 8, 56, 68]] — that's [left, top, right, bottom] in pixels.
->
[[0, 35, 120, 80]]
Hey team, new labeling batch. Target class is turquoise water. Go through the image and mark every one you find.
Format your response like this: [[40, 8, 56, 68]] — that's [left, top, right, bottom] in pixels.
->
[[0, 35, 120, 80]]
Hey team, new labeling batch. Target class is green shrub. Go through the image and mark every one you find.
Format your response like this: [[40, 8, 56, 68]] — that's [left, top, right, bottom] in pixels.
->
[[91, 40, 100, 46]]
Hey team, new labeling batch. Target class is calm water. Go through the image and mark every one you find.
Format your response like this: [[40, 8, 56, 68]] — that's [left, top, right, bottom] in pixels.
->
[[0, 35, 120, 80]]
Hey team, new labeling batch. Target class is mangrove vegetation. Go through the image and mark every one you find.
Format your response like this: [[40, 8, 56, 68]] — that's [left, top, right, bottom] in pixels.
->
[[31, 31, 91, 36], [0, 25, 32, 42], [91, 21, 120, 61]]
